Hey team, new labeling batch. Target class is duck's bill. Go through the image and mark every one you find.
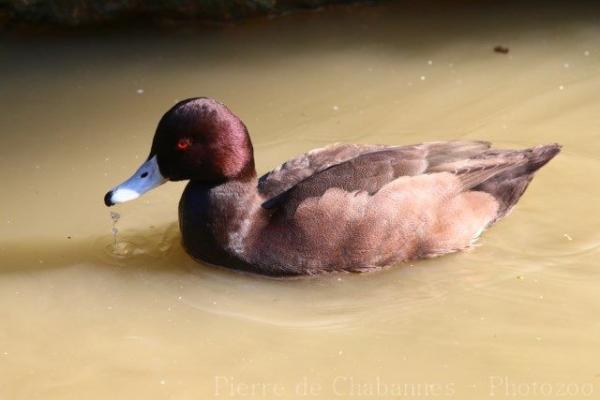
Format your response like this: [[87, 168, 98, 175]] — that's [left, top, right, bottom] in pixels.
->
[[104, 155, 167, 207]]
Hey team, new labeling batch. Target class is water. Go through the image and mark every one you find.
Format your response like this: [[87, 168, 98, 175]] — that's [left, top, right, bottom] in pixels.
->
[[1, 2, 600, 399], [110, 211, 120, 248]]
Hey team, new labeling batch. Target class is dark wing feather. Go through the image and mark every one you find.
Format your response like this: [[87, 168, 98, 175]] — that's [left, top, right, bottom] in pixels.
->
[[258, 141, 493, 200], [428, 145, 560, 190], [261, 148, 428, 210], [436, 144, 561, 217], [258, 140, 493, 212], [258, 143, 394, 199]]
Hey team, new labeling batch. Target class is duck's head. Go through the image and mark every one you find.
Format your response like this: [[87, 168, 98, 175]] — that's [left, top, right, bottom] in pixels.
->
[[104, 97, 255, 207]]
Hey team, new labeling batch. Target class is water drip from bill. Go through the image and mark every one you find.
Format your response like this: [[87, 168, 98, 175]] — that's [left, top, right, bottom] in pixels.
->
[[110, 211, 120, 250]]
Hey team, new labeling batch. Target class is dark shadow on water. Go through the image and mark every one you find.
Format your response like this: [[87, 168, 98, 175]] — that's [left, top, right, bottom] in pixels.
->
[[4, 1, 600, 78]]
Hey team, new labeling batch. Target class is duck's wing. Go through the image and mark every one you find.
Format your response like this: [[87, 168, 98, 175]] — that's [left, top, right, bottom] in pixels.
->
[[258, 140, 494, 211], [258, 143, 393, 199], [431, 144, 561, 217]]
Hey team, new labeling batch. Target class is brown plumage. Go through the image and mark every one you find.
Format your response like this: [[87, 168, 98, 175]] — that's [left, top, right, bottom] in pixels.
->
[[104, 98, 561, 277]]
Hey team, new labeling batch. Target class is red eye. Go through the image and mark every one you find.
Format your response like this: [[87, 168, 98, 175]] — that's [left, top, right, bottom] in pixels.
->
[[177, 138, 192, 150]]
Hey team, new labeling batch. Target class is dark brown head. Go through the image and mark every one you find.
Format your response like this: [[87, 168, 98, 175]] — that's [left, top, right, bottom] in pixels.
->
[[104, 97, 255, 206]]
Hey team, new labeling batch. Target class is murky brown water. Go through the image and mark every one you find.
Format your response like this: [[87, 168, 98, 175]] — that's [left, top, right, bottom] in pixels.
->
[[1, 2, 600, 399]]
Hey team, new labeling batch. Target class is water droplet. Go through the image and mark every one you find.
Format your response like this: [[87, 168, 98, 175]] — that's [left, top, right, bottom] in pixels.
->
[[110, 212, 121, 248]]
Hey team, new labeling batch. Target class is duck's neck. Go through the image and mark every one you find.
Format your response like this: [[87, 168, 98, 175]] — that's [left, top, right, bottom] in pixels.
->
[[178, 173, 263, 267]]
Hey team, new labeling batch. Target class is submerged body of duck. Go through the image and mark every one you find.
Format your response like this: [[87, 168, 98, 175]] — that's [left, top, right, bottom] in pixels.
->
[[104, 98, 560, 276]]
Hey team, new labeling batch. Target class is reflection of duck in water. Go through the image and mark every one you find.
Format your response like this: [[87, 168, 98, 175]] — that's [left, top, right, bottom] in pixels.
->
[[104, 97, 560, 277]]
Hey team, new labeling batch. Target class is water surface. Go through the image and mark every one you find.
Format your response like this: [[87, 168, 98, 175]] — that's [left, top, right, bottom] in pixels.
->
[[1, 2, 600, 399]]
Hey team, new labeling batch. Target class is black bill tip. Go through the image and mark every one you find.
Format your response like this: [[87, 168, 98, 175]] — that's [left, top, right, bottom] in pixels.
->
[[104, 191, 114, 207]]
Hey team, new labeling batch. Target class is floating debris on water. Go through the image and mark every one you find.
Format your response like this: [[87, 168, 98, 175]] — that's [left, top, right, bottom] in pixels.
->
[[493, 45, 509, 54], [563, 233, 573, 241], [136, 89, 144, 94]]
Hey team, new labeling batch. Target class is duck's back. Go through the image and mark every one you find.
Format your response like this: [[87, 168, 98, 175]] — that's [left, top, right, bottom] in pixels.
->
[[246, 141, 560, 276]]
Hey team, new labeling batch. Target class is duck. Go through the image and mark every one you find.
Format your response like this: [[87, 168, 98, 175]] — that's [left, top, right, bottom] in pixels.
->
[[104, 97, 560, 276]]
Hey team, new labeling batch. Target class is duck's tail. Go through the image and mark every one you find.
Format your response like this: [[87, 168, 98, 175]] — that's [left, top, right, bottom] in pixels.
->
[[472, 143, 561, 220]]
